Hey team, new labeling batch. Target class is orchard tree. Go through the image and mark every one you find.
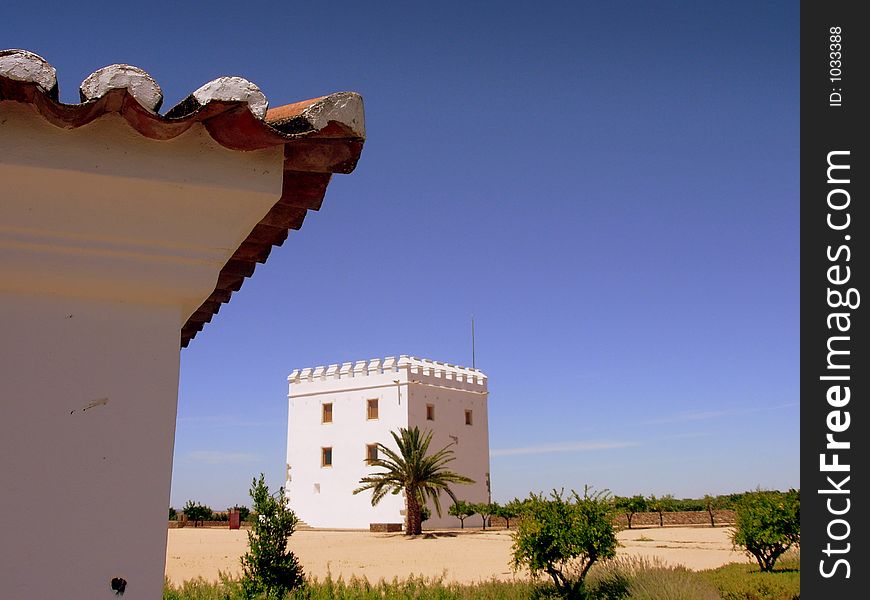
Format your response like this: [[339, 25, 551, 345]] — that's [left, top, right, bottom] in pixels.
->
[[448, 500, 476, 529], [731, 489, 800, 572], [496, 500, 522, 530], [648, 494, 675, 527], [473, 502, 497, 530], [512, 487, 617, 596], [182, 500, 212, 527], [614, 495, 648, 529], [704, 494, 721, 527]]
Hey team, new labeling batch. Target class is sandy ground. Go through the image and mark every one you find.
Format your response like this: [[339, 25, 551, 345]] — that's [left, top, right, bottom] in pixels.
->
[[165, 525, 749, 585]]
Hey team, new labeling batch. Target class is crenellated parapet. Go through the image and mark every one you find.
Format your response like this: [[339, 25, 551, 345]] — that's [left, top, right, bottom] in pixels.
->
[[288, 355, 487, 391]]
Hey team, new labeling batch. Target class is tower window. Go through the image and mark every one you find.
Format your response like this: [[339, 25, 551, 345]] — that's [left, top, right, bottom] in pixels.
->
[[322, 403, 333, 423], [465, 409, 473, 426], [426, 404, 435, 421], [367, 398, 379, 420], [365, 444, 378, 464], [321, 447, 333, 467]]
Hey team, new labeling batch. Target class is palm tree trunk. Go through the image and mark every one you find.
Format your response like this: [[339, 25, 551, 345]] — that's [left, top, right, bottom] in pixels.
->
[[405, 488, 422, 535]]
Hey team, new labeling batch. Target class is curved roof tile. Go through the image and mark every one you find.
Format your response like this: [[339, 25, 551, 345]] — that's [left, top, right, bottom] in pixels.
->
[[0, 49, 365, 347]]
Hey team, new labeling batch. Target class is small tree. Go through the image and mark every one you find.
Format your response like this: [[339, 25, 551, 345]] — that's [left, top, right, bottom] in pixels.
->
[[169, 506, 177, 521], [182, 500, 212, 527], [648, 494, 675, 527], [449, 500, 476, 529], [703, 494, 720, 527], [614, 495, 647, 529], [240, 474, 304, 599], [512, 487, 617, 596], [474, 502, 497, 530], [731, 489, 800, 572], [496, 500, 522, 530]]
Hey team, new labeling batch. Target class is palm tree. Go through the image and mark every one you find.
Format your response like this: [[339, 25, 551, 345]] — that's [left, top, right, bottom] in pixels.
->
[[353, 426, 474, 535]]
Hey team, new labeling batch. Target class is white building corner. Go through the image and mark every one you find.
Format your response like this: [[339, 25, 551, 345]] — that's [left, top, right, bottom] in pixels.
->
[[285, 355, 490, 529]]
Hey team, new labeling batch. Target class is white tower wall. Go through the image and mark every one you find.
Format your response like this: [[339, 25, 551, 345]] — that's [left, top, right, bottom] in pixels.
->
[[286, 356, 489, 530]]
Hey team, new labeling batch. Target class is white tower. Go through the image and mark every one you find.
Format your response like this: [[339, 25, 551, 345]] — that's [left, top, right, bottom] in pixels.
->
[[286, 355, 490, 529]]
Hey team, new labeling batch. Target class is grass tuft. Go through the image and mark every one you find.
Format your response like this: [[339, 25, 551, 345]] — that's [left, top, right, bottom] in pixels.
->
[[164, 551, 800, 599], [699, 549, 800, 600], [165, 574, 539, 600], [586, 556, 720, 599]]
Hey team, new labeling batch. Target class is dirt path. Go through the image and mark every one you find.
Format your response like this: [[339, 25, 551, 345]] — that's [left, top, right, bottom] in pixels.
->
[[165, 525, 749, 584]]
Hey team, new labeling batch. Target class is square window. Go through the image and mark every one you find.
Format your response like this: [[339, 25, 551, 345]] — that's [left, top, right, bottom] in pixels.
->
[[426, 404, 435, 421], [321, 447, 333, 467], [322, 403, 333, 423], [365, 444, 378, 464], [367, 398, 379, 420], [465, 409, 473, 426]]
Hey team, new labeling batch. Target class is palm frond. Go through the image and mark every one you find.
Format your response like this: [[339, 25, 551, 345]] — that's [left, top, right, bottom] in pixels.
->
[[355, 426, 475, 516]]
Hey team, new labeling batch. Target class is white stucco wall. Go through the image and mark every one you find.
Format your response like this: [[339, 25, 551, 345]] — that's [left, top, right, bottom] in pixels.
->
[[286, 357, 489, 530], [0, 103, 283, 599], [0, 294, 183, 599], [407, 367, 491, 528]]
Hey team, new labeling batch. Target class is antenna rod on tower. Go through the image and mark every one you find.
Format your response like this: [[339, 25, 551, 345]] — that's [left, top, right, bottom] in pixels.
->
[[471, 314, 476, 369]]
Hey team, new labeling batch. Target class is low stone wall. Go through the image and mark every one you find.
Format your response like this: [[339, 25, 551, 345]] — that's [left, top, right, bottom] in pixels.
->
[[615, 510, 735, 528], [169, 520, 250, 529], [485, 510, 735, 530], [370, 523, 403, 533], [168, 511, 735, 531]]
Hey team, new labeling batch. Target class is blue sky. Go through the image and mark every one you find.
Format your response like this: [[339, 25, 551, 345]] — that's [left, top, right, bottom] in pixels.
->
[[4, 1, 799, 509]]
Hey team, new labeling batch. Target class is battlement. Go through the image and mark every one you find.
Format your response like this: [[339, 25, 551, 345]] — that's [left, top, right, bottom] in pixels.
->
[[288, 355, 487, 389]]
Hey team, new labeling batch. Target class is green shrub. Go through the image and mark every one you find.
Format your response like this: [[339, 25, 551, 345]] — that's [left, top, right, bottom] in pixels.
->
[[586, 553, 801, 600], [182, 500, 213, 527], [718, 493, 748, 510], [164, 576, 244, 600], [730, 489, 800, 571], [671, 498, 706, 512], [626, 562, 720, 599], [700, 550, 800, 600], [511, 487, 617, 597], [240, 474, 304, 599], [584, 559, 632, 599], [585, 556, 719, 600]]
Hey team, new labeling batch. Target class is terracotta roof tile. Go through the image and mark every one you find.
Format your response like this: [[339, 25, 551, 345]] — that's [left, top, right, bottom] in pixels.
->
[[0, 49, 365, 347]]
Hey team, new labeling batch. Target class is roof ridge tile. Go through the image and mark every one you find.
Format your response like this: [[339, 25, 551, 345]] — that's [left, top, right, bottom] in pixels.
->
[[164, 75, 267, 120], [0, 49, 58, 99], [80, 64, 163, 113]]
